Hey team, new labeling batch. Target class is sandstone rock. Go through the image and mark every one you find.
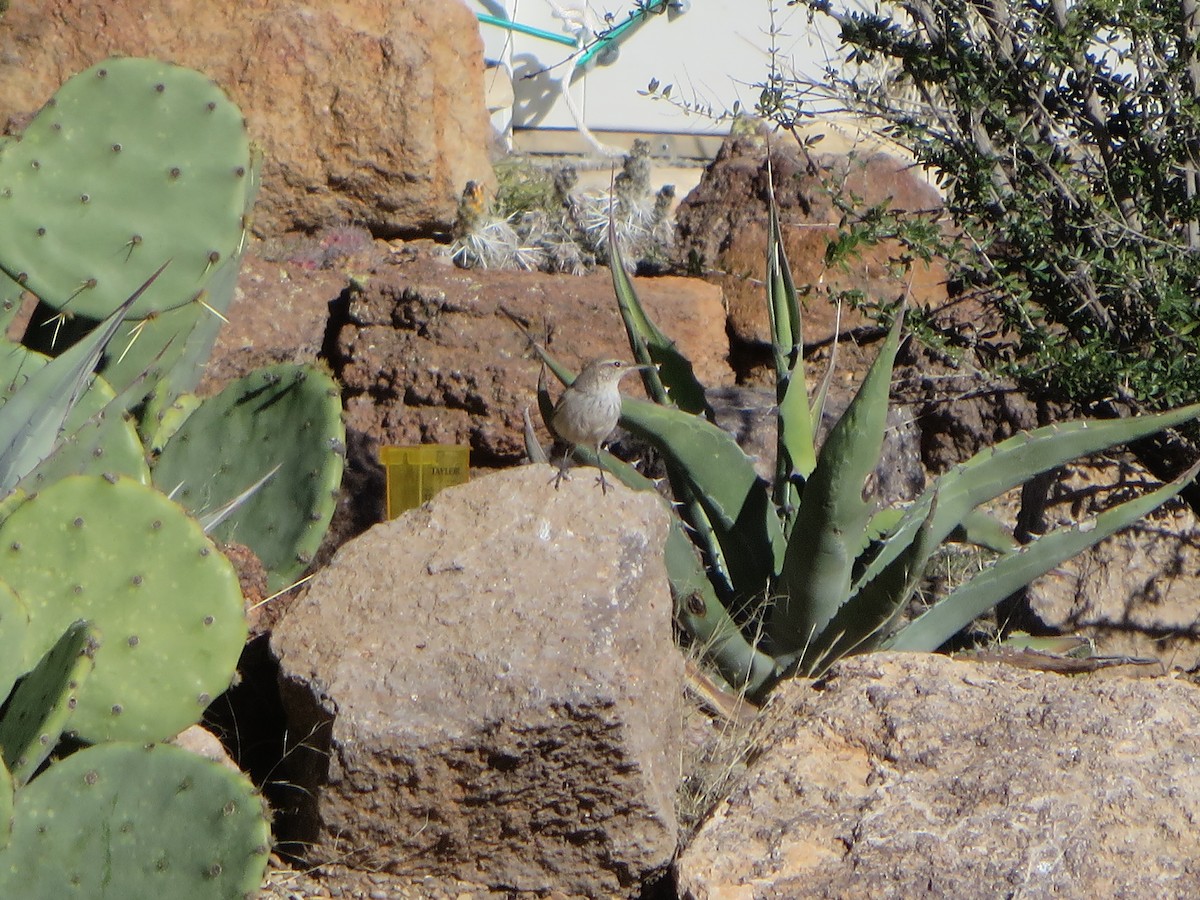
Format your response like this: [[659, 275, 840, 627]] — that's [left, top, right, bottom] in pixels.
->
[[0, 0, 496, 237], [1021, 456, 1200, 669], [330, 250, 732, 465], [269, 465, 682, 898], [678, 653, 1200, 898], [674, 138, 950, 348], [169, 724, 239, 773]]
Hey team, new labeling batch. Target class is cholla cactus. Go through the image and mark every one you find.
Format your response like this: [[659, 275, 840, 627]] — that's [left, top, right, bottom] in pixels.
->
[[449, 145, 676, 273], [450, 181, 546, 270]]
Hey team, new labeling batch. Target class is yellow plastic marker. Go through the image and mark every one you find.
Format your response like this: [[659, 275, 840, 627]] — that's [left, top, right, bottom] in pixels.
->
[[379, 445, 470, 519]]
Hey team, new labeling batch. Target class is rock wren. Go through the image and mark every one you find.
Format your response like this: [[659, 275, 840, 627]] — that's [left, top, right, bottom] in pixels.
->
[[551, 358, 651, 494]]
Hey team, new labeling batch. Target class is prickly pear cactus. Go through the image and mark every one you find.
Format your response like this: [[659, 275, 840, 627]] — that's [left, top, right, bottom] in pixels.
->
[[0, 57, 260, 409], [142, 391, 201, 455], [153, 364, 346, 592], [0, 274, 21, 337], [0, 619, 95, 786], [0, 759, 10, 852], [0, 741, 270, 898], [0, 475, 247, 743], [111, 143, 264, 408], [0, 581, 28, 707], [0, 342, 148, 487], [0, 57, 252, 322]]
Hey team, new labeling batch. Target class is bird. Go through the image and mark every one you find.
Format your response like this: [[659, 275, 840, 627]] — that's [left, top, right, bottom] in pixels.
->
[[550, 357, 652, 494]]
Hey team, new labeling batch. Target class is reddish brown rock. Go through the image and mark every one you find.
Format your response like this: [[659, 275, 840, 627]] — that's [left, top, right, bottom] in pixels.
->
[[330, 250, 732, 465], [675, 138, 950, 348], [200, 247, 351, 393], [0, 0, 496, 236]]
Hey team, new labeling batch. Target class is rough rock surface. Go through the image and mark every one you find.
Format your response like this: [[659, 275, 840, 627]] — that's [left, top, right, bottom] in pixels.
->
[[269, 465, 682, 898], [201, 248, 350, 393], [1022, 456, 1200, 669], [330, 250, 732, 465], [678, 653, 1200, 898], [0, 0, 496, 236], [675, 138, 949, 347]]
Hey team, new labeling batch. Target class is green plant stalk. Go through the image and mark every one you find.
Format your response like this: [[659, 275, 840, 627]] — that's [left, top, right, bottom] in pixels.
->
[[767, 193, 818, 508], [769, 309, 905, 657]]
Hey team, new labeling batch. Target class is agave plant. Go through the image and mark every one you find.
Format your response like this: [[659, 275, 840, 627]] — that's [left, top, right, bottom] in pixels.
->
[[525, 183, 1200, 703]]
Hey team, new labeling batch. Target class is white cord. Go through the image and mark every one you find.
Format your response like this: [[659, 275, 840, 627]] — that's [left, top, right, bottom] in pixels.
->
[[545, 1, 626, 157]]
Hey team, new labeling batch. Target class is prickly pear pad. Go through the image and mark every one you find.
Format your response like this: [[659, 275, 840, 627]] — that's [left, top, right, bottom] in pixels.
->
[[0, 475, 247, 743], [0, 619, 94, 786], [0, 581, 29, 712], [0, 759, 10, 852], [0, 57, 253, 320], [153, 364, 345, 592], [0, 741, 270, 897]]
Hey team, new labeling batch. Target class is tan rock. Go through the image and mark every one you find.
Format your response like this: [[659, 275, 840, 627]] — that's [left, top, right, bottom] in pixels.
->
[[679, 653, 1200, 898], [270, 465, 682, 897], [1022, 456, 1200, 668], [0, 0, 496, 236], [169, 724, 239, 773]]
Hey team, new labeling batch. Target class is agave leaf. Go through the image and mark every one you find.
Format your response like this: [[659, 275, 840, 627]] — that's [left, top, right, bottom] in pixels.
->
[[770, 308, 905, 656], [608, 221, 712, 417], [199, 464, 282, 532], [863, 505, 906, 548], [851, 399, 1200, 602], [0, 263, 165, 493], [766, 188, 802, 375], [523, 404, 549, 465], [666, 521, 779, 698], [620, 396, 783, 600], [948, 508, 1020, 553], [810, 304, 841, 426], [769, 189, 818, 497], [885, 460, 1200, 652], [792, 494, 939, 676]]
